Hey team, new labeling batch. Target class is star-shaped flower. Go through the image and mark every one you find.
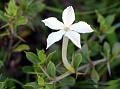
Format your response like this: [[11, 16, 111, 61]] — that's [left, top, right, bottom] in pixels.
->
[[42, 6, 93, 49]]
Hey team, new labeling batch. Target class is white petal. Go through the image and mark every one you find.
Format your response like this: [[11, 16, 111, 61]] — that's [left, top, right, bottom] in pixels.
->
[[70, 21, 94, 33], [62, 6, 75, 26], [65, 31, 81, 48], [47, 30, 65, 49], [42, 17, 64, 30]]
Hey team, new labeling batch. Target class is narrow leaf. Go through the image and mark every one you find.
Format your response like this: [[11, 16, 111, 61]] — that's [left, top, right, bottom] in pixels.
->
[[91, 68, 100, 83], [47, 51, 56, 61], [47, 61, 56, 77], [112, 42, 120, 56], [15, 16, 28, 27], [25, 52, 39, 64], [103, 42, 110, 57], [73, 53, 82, 70], [13, 44, 30, 52]]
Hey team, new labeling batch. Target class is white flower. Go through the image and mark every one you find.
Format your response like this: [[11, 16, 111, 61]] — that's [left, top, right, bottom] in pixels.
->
[[42, 6, 93, 49]]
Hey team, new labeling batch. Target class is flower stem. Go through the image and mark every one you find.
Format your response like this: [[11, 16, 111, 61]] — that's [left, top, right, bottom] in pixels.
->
[[62, 36, 75, 73]]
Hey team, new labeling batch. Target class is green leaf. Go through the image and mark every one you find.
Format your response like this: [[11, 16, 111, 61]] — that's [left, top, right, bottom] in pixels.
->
[[5, 0, 17, 17], [96, 11, 107, 32], [73, 53, 82, 70], [15, 16, 28, 27], [106, 32, 117, 46], [112, 42, 120, 56], [0, 84, 5, 89], [47, 61, 56, 77], [0, 10, 8, 22], [0, 81, 6, 89], [89, 41, 101, 57], [105, 79, 120, 89], [22, 66, 34, 74], [0, 74, 7, 89], [24, 82, 39, 89], [38, 77, 45, 86], [37, 49, 46, 64], [103, 42, 110, 57], [45, 85, 50, 89], [13, 44, 30, 52], [105, 26, 116, 34], [25, 52, 39, 64], [91, 68, 100, 83], [105, 14, 115, 26], [60, 77, 75, 87], [81, 44, 90, 63], [103, 42, 111, 76], [46, 51, 56, 62]]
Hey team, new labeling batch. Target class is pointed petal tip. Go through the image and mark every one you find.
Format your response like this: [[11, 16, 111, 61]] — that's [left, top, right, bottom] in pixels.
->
[[71, 21, 94, 33], [41, 17, 64, 30], [46, 46, 49, 50], [75, 44, 81, 49], [88, 25, 94, 32], [78, 45, 81, 49], [41, 20, 46, 24], [76, 43, 81, 49], [91, 29, 94, 32]]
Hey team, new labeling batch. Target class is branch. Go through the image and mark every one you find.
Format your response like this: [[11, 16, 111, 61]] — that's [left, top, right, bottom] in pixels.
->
[[48, 58, 107, 84]]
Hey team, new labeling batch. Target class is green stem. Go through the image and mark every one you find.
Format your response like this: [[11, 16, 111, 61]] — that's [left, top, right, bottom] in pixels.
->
[[48, 58, 106, 84], [0, 23, 9, 29], [39, 65, 52, 80], [7, 24, 14, 61], [62, 36, 75, 73]]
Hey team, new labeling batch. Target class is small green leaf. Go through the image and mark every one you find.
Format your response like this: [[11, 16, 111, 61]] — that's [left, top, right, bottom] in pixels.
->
[[103, 42, 110, 57], [5, 0, 17, 17], [38, 77, 45, 86], [89, 41, 101, 57], [15, 16, 28, 27], [105, 79, 120, 89], [103, 42, 111, 76], [112, 42, 120, 56], [91, 68, 100, 83], [0, 10, 8, 22], [96, 11, 107, 32], [22, 66, 34, 74], [25, 52, 39, 64], [47, 51, 56, 61], [73, 53, 82, 70], [24, 82, 39, 89], [105, 14, 115, 26], [45, 85, 50, 89], [60, 77, 75, 87], [107, 32, 117, 46], [47, 61, 56, 77], [0, 81, 6, 89], [105, 26, 116, 34], [13, 44, 30, 52], [81, 44, 90, 63], [37, 49, 46, 64]]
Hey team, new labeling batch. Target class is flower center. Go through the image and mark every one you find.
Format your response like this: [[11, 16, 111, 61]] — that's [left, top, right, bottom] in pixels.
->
[[64, 27, 70, 32]]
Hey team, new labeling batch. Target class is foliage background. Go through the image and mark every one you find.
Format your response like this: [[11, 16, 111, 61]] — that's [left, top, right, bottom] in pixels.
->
[[0, 0, 120, 89]]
